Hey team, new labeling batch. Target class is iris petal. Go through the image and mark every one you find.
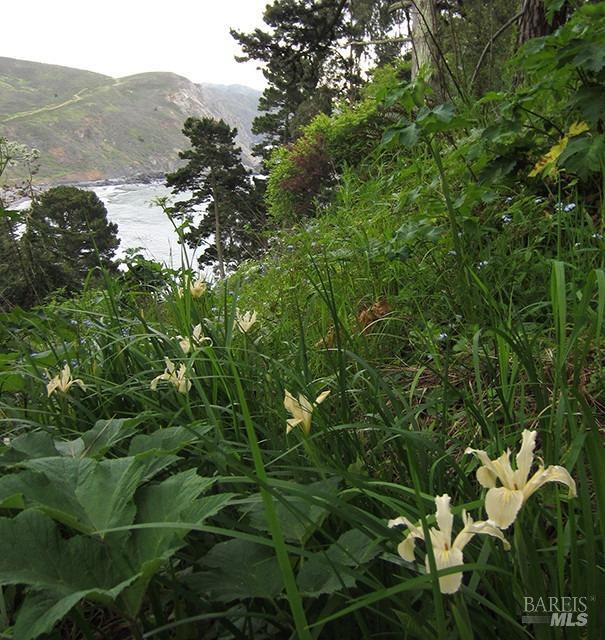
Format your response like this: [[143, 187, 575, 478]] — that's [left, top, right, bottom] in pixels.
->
[[523, 465, 577, 501], [485, 487, 524, 529], [427, 547, 464, 594]]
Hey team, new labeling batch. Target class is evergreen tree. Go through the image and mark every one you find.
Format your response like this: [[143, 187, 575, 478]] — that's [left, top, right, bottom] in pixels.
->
[[24, 186, 120, 298], [232, 0, 407, 161], [165, 117, 266, 277]]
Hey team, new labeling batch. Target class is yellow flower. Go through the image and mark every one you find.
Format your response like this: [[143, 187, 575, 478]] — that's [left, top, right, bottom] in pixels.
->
[[150, 358, 191, 394], [178, 323, 212, 353], [465, 430, 576, 529], [389, 494, 509, 594], [235, 309, 257, 333], [47, 364, 86, 397], [284, 389, 330, 435], [189, 279, 207, 298], [177, 278, 207, 298]]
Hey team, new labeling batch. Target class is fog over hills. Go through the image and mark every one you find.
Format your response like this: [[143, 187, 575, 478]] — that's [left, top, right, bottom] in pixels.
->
[[0, 56, 261, 184]]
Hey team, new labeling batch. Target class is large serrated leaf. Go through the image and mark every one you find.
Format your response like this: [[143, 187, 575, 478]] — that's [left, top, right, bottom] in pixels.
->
[[297, 529, 381, 596], [0, 511, 137, 640], [247, 477, 340, 543], [0, 456, 148, 536], [190, 539, 283, 602]]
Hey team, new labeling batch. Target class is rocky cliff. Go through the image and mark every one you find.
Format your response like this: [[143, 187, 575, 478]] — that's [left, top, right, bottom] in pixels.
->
[[0, 57, 261, 184]]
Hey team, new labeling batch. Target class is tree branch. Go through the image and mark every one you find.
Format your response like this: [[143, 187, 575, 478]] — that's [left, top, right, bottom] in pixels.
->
[[469, 1, 529, 90]]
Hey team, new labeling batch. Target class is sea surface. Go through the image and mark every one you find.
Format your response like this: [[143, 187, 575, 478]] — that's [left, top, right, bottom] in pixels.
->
[[17, 182, 208, 271], [93, 182, 204, 269]]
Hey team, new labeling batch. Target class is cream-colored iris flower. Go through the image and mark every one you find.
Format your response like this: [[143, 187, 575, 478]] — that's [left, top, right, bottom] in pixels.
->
[[235, 309, 257, 333], [150, 358, 191, 394], [47, 364, 86, 397], [465, 430, 576, 529], [179, 323, 212, 353], [284, 389, 331, 435], [389, 494, 509, 594], [177, 278, 207, 298], [189, 279, 207, 298]]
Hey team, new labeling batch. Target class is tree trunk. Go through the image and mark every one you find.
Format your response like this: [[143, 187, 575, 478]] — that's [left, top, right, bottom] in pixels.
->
[[211, 182, 226, 279], [408, 0, 447, 100], [517, 0, 570, 47]]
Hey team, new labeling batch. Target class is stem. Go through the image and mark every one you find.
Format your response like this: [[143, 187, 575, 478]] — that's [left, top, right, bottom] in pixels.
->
[[229, 361, 312, 640], [211, 178, 226, 280], [427, 137, 474, 322]]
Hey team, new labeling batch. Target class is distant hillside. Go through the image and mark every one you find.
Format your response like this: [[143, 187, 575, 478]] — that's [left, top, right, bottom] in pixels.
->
[[0, 57, 261, 184]]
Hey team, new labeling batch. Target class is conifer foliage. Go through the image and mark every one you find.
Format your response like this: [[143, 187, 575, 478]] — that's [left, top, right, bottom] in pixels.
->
[[165, 117, 266, 277], [24, 186, 120, 300]]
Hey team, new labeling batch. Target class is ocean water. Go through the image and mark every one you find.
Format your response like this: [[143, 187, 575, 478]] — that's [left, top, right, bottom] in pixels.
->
[[93, 183, 204, 269], [16, 182, 209, 272]]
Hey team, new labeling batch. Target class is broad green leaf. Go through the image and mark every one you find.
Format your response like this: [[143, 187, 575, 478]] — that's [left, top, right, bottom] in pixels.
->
[[398, 123, 420, 147], [297, 552, 356, 596], [128, 425, 205, 456], [0, 456, 148, 535], [121, 469, 229, 615], [0, 432, 59, 465], [54, 438, 85, 458], [297, 529, 381, 596], [248, 477, 340, 544], [0, 511, 137, 640], [559, 134, 605, 178], [13, 591, 87, 640], [0, 510, 109, 589], [190, 539, 283, 602], [79, 415, 144, 457], [328, 529, 382, 567], [128, 469, 214, 566]]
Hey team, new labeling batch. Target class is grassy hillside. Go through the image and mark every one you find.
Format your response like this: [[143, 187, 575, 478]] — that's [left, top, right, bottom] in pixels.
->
[[0, 57, 260, 183], [0, 4, 604, 638]]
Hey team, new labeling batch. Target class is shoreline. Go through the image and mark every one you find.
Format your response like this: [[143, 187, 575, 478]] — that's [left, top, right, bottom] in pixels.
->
[[3, 172, 166, 208]]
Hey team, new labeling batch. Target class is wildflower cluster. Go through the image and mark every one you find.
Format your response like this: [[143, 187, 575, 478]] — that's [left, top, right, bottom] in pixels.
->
[[390, 430, 576, 593]]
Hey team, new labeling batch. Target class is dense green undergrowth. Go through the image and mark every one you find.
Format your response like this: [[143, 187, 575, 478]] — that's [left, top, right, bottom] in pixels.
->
[[1, 4, 604, 638]]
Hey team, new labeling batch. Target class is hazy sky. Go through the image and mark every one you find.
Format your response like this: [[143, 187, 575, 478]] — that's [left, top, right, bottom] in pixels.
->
[[2, 0, 268, 88]]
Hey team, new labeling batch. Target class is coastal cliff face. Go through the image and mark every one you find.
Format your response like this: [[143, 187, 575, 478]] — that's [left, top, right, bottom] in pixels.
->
[[0, 57, 260, 184]]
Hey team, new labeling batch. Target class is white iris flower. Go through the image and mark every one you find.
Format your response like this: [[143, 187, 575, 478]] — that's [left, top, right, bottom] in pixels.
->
[[465, 430, 576, 529], [389, 494, 509, 594]]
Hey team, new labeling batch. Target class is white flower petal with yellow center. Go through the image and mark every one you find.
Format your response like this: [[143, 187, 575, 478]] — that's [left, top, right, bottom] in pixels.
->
[[150, 358, 191, 394], [465, 430, 576, 529], [46, 364, 86, 397], [389, 494, 509, 594], [235, 309, 257, 333], [284, 388, 330, 435], [178, 323, 212, 353]]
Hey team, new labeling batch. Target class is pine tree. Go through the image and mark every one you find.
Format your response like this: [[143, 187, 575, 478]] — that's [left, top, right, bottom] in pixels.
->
[[165, 117, 266, 277], [232, 0, 407, 161], [24, 186, 120, 298]]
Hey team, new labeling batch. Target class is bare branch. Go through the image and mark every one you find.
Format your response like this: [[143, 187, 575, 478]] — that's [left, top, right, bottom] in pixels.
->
[[470, 1, 529, 90]]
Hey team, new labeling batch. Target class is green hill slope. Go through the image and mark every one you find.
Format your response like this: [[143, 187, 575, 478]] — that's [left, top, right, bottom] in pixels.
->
[[0, 57, 260, 183]]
